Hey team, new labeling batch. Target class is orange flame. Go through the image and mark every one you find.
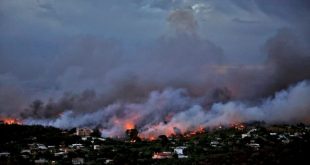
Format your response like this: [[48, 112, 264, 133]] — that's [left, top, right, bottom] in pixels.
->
[[124, 121, 135, 130], [149, 136, 156, 141], [231, 123, 246, 130], [1, 117, 22, 125]]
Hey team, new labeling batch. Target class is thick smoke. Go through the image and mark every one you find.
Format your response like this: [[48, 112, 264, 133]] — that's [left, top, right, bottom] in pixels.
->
[[25, 80, 310, 138], [168, 9, 198, 35], [17, 7, 225, 119], [264, 29, 310, 95]]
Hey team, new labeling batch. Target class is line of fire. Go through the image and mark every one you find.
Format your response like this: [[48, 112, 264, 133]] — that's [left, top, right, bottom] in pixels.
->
[[1, 117, 309, 164]]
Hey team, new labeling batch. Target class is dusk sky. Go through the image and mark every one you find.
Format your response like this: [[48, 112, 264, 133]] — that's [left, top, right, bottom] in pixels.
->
[[0, 0, 310, 130]]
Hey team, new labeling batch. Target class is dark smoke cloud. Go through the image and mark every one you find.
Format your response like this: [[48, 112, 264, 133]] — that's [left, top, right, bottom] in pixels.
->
[[0, 74, 28, 116], [21, 26, 310, 124], [264, 28, 310, 95], [19, 8, 225, 119]]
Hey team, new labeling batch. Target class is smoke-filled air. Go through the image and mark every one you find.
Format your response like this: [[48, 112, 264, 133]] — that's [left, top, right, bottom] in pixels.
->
[[1, 0, 310, 138]]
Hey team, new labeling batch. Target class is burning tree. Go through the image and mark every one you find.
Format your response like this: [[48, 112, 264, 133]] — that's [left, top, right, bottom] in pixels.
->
[[126, 128, 141, 142]]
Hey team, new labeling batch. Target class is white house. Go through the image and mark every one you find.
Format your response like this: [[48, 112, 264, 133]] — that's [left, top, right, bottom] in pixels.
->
[[174, 146, 188, 158], [34, 158, 48, 164], [0, 152, 10, 157], [72, 157, 84, 165]]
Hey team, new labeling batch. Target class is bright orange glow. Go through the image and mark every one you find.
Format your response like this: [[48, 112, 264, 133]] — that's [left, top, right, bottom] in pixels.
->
[[122, 113, 141, 130], [231, 123, 246, 130], [124, 121, 135, 130], [1, 117, 22, 125], [111, 117, 136, 130], [105, 113, 248, 140], [149, 136, 156, 141]]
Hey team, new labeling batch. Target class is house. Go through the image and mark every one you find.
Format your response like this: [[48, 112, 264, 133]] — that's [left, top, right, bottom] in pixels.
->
[[174, 146, 188, 158], [81, 137, 89, 141], [54, 152, 66, 157], [76, 128, 93, 136], [0, 152, 10, 157], [72, 157, 84, 165], [28, 143, 36, 149], [97, 137, 106, 141], [242, 128, 257, 138], [94, 145, 101, 150], [96, 158, 113, 164], [47, 145, 55, 149], [70, 144, 84, 149], [241, 134, 249, 138], [152, 152, 173, 159], [21, 149, 31, 154], [37, 144, 47, 150], [105, 159, 113, 164], [246, 143, 260, 150], [270, 132, 277, 136], [21, 154, 30, 159], [278, 134, 290, 144], [210, 141, 220, 147], [58, 146, 71, 153], [34, 158, 48, 164]]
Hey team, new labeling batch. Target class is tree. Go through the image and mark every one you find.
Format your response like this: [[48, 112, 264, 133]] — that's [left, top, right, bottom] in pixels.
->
[[91, 129, 101, 137], [158, 135, 169, 146], [126, 128, 141, 142]]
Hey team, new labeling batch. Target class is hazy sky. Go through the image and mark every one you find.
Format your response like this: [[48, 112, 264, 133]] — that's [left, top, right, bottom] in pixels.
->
[[0, 0, 309, 116]]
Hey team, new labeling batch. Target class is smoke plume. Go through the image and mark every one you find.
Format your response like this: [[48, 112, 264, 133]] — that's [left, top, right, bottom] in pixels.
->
[[25, 80, 310, 138]]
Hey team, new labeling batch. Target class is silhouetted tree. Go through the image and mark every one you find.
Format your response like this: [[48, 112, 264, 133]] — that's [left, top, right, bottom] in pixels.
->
[[158, 135, 169, 146], [126, 128, 141, 142], [91, 128, 101, 137]]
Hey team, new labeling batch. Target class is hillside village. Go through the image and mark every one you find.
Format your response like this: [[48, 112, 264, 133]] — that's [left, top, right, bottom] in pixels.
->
[[0, 122, 310, 164]]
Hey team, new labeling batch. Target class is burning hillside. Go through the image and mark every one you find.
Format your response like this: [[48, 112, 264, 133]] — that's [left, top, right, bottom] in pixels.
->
[[0, 0, 310, 140], [0, 117, 22, 125], [23, 80, 310, 139]]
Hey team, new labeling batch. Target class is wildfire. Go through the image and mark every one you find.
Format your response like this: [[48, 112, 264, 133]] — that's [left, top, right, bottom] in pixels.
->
[[111, 113, 140, 131], [1, 117, 22, 125], [231, 123, 246, 130], [139, 123, 247, 140], [184, 127, 206, 138], [124, 121, 135, 130], [149, 136, 156, 141]]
